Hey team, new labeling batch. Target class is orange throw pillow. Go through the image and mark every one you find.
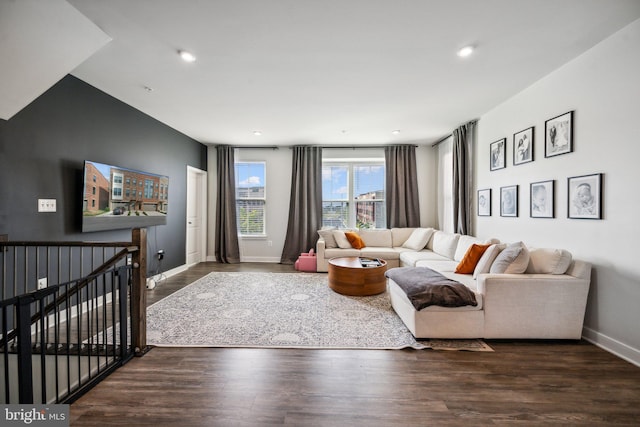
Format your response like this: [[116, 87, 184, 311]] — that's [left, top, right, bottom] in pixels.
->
[[345, 231, 366, 249], [455, 243, 491, 274]]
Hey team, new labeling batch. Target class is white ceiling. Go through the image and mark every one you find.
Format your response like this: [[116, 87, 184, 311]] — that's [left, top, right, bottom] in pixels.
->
[[0, 0, 110, 119], [5, 1, 640, 146]]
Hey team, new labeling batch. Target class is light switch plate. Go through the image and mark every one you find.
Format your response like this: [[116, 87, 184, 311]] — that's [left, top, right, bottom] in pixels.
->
[[38, 199, 56, 212]]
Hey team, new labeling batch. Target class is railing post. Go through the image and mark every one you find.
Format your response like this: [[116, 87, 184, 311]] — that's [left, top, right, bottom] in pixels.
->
[[16, 295, 34, 403], [131, 228, 149, 356]]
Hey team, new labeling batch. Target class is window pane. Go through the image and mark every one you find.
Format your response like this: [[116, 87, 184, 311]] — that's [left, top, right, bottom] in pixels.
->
[[322, 165, 348, 201], [355, 200, 386, 229], [322, 201, 349, 228], [236, 163, 265, 199], [235, 162, 266, 235], [236, 200, 265, 234], [354, 165, 384, 197]]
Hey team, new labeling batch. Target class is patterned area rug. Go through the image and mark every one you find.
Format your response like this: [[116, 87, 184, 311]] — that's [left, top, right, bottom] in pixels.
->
[[146, 272, 492, 351]]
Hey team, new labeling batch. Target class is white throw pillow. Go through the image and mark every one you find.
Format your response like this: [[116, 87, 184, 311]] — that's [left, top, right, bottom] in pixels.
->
[[402, 228, 435, 251], [490, 241, 530, 274], [333, 230, 353, 249], [431, 231, 461, 259], [526, 248, 573, 274], [473, 244, 505, 278], [317, 228, 337, 249]]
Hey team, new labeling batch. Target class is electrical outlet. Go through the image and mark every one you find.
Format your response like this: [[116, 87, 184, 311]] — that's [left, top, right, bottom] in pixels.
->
[[268, 241, 273, 247], [127, 256, 132, 265], [37, 277, 47, 290]]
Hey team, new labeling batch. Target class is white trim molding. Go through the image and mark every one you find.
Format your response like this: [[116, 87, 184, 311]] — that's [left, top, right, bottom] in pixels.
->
[[583, 327, 640, 368]]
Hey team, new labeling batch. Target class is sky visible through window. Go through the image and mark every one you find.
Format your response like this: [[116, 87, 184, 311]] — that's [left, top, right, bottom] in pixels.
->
[[236, 163, 265, 188], [322, 164, 384, 199]]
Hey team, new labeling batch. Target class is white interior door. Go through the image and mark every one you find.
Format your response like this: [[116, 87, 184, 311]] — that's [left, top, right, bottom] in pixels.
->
[[186, 166, 207, 266]]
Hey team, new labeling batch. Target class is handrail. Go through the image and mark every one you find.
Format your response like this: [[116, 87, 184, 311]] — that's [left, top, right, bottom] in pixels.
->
[[0, 228, 149, 354], [0, 246, 137, 347]]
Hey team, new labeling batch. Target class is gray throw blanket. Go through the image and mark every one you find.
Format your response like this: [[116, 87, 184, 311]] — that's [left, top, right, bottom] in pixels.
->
[[386, 267, 478, 310]]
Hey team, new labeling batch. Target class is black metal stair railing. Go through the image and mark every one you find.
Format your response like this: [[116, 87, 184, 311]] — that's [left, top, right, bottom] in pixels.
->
[[0, 231, 149, 404]]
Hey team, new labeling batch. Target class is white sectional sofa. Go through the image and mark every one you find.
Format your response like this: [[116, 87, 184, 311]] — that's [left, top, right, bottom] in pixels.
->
[[316, 227, 591, 339]]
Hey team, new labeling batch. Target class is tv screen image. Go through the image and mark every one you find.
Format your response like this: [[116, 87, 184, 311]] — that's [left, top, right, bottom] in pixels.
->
[[82, 160, 169, 232]]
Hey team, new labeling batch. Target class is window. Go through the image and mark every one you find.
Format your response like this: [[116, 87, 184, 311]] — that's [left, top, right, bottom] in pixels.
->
[[235, 162, 266, 235], [322, 160, 385, 229], [144, 179, 154, 198]]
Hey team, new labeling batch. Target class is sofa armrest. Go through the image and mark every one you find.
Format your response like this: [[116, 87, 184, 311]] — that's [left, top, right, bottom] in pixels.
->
[[316, 238, 328, 272], [476, 273, 591, 339]]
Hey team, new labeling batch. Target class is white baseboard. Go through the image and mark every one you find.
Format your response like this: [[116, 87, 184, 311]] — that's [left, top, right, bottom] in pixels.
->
[[582, 326, 640, 368], [148, 263, 188, 285], [240, 256, 281, 263]]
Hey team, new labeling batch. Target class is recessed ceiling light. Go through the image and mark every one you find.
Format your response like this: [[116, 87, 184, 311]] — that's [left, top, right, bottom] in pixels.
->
[[457, 45, 475, 58], [253, 131, 262, 136], [179, 50, 196, 63], [391, 130, 401, 135]]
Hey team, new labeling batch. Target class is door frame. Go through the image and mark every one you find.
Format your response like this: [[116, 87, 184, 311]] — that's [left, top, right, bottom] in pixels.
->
[[186, 166, 207, 266]]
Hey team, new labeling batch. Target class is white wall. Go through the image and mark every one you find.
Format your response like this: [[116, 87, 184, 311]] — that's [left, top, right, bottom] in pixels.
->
[[475, 18, 640, 365]]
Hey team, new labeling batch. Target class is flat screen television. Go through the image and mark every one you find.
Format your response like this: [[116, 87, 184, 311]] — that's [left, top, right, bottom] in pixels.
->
[[82, 160, 169, 232]]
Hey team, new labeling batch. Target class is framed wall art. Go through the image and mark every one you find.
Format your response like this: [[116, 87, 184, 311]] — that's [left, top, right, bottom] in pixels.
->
[[500, 185, 518, 217], [490, 138, 506, 171], [513, 126, 534, 165], [530, 180, 554, 218], [568, 173, 602, 219], [477, 188, 491, 216], [545, 111, 573, 157]]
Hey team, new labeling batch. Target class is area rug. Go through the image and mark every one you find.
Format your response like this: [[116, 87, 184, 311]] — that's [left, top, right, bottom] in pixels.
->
[[146, 272, 492, 351]]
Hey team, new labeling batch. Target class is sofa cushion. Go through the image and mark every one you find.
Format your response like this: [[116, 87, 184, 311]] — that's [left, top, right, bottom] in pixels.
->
[[324, 248, 360, 258], [400, 250, 450, 267], [402, 228, 435, 251], [473, 244, 504, 278], [333, 230, 352, 249], [345, 231, 366, 249], [453, 235, 479, 261], [359, 229, 392, 247], [431, 231, 460, 259], [391, 228, 417, 247], [490, 241, 530, 274], [415, 259, 459, 272], [455, 244, 491, 274], [360, 247, 402, 260], [317, 228, 337, 249], [526, 248, 573, 274]]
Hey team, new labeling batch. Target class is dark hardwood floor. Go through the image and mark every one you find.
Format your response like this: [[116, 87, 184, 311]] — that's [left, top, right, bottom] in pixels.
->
[[70, 263, 640, 426]]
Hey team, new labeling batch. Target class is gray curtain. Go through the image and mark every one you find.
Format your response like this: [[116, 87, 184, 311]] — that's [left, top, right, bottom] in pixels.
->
[[214, 145, 240, 263], [384, 145, 421, 228], [452, 121, 476, 235], [280, 146, 323, 264]]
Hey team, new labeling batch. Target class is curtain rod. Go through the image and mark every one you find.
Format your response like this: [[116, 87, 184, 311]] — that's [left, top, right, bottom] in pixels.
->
[[289, 144, 418, 149], [430, 118, 480, 147], [231, 146, 280, 150], [431, 134, 452, 147]]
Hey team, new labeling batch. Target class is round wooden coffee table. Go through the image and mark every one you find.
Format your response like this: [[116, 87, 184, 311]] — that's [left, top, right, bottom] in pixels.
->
[[327, 257, 388, 296]]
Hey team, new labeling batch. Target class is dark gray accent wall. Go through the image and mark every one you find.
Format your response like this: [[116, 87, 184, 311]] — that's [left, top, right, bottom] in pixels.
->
[[0, 75, 207, 274]]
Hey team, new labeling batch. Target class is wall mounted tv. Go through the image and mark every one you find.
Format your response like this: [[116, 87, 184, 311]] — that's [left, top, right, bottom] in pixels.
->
[[82, 160, 169, 232]]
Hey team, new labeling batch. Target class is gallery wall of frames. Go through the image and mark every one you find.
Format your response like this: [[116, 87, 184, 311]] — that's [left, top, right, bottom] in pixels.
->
[[479, 110, 603, 221]]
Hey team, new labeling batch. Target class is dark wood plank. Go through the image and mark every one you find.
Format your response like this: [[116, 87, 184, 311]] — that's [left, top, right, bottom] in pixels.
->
[[70, 262, 640, 426]]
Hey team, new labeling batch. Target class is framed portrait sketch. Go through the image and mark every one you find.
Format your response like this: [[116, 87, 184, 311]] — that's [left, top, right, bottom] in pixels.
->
[[477, 188, 491, 216], [490, 138, 506, 171], [500, 185, 518, 217], [545, 111, 573, 157], [568, 173, 602, 219], [530, 180, 554, 218], [513, 127, 534, 165]]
